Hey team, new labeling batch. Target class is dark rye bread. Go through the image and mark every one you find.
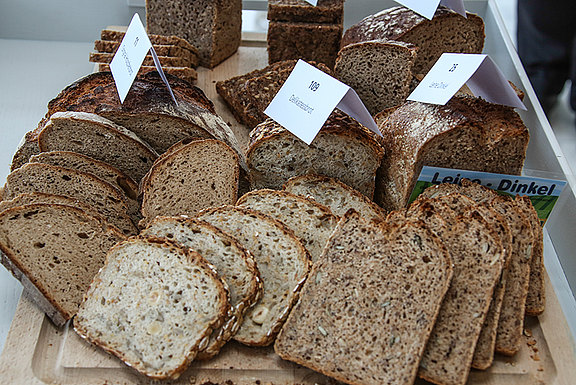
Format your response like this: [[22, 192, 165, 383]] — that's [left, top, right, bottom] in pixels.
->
[[100, 29, 200, 56], [268, 0, 344, 24], [74, 237, 230, 380], [146, 0, 242, 68], [283, 174, 387, 221], [275, 212, 453, 385], [236, 189, 339, 263], [94, 40, 199, 68], [139, 139, 239, 227], [334, 39, 418, 115], [375, 96, 529, 211], [3, 163, 138, 236], [341, 6, 485, 74], [89, 52, 191, 68], [197, 205, 310, 347], [0, 204, 124, 326], [97, 63, 198, 84], [246, 110, 384, 198], [140, 217, 263, 360], [267, 21, 343, 68]]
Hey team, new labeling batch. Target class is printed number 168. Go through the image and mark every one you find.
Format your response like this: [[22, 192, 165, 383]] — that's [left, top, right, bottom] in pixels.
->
[[309, 81, 320, 91]]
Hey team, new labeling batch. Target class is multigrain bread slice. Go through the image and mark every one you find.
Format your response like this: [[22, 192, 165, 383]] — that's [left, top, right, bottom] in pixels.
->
[[94, 40, 199, 68], [96, 63, 198, 84], [275, 212, 453, 385], [267, 0, 344, 24], [3, 163, 138, 236], [283, 174, 386, 221], [196, 205, 310, 346], [0, 204, 124, 326], [37, 111, 159, 183], [418, 211, 503, 385], [247, 110, 384, 198], [74, 237, 230, 380], [236, 189, 339, 263], [100, 29, 200, 56], [139, 139, 239, 226], [89, 52, 192, 68], [334, 39, 418, 115], [140, 217, 263, 360]]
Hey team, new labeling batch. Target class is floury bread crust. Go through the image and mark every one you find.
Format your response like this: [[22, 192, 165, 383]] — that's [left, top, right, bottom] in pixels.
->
[[74, 237, 230, 380], [274, 213, 452, 385]]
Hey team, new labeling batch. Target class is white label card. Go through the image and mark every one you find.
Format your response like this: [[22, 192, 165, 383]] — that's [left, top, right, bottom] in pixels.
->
[[303, 0, 318, 5], [407, 53, 526, 110], [264, 60, 380, 145], [394, 0, 466, 19], [110, 13, 177, 104]]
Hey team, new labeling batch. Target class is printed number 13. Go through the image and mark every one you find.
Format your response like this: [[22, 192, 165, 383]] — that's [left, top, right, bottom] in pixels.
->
[[309, 81, 320, 92]]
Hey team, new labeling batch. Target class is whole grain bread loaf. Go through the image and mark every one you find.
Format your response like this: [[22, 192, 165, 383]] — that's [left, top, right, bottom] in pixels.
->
[[0, 204, 124, 326], [341, 6, 485, 74], [146, 0, 242, 68], [247, 110, 384, 198], [334, 39, 418, 115], [141, 216, 263, 359], [74, 236, 230, 380], [275, 212, 453, 385], [196, 205, 310, 346], [268, 0, 344, 24]]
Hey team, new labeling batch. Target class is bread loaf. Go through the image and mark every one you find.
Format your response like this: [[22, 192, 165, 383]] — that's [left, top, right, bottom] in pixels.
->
[[267, 0, 344, 24]]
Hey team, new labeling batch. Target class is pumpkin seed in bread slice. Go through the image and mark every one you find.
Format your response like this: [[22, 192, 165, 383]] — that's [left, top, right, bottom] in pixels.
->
[[74, 236, 230, 380], [275, 212, 453, 385], [197, 205, 310, 346], [141, 217, 263, 360]]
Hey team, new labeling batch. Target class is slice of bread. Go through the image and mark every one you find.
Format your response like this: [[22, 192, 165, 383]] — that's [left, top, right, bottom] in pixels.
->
[[0, 204, 124, 326], [140, 217, 263, 360], [267, 0, 344, 24], [139, 139, 239, 227], [74, 237, 230, 380], [236, 189, 339, 263], [89, 52, 192, 68], [97, 63, 198, 84], [196, 205, 310, 346], [3, 163, 138, 236], [100, 29, 200, 56], [94, 40, 199, 68], [283, 174, 387, 221], [274, 212, 453, 385]]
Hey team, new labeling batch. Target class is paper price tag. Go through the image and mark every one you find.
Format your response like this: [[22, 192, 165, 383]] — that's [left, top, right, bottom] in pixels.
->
[[303, 0, 318, 5], [394, 0, 466, 19], [264, 60, 380, 145], [407, 53, 526, 110], [110, 13, 177, 104]]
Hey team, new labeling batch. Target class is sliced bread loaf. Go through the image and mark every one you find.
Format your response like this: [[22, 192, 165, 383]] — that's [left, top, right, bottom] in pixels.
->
[[0, 204, 124, 326], [89, 52, 192, 68], [247, 109, 384, 198], [274, 212, 453, 385], [3, 163, 138, 236], [268, 0, 344, 24], [94, 40, 199, 68], [100, 28, 200, 56], [97, 63, 198, 84], [37, 111, 158, 183], [74, 237, 230, 380], [334, 39, 418, 115], [283, 174, 386, 221], [236, 189, 339, 263], [140, 217, 263, 360], [139, 139, 239, 226], [196, 205, 310, 346]]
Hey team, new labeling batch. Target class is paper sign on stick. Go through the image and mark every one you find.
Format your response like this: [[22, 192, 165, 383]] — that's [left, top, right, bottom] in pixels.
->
[[264, 60, 381, 145], [407, 53, 526, 110], [394, 0, 466, 19], [109, 13, 177, 104]]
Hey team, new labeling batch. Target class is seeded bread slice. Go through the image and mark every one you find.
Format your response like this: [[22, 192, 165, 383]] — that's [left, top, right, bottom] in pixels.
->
[[139, 139, 239, 227], [3, 163, 138, 236], [196, 205, 310, 346], [89, 52, 191, 68], [0, 204, 124, 326], [97, 63, 198, 84], [74, 237, 230, 380], [94, 40, 199, 68], [275, 212, 453, 385], [37, 111, 158, 183], [140, 217, 263, 359], [237, 189, 339, 263], [283, 174, 386, 221], [100, 29, 200, 56]]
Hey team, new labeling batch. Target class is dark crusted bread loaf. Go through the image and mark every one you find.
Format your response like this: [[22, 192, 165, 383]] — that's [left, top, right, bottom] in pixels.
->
[[197, 205, 310, 347], [236, 189, 339, 262], [283, 174, 386, 221], [146, 0, 241, 68], [376, 96, 529, 210], [74, 236, 230, 380], [268, 0, 344, 23], [3, 163, 138, 236], [334, 39, 418, 115], [341, 5, 485, 74], [94, 40, 199, 68], [247, 109, 384, 198], [275, 212, 453, 385], [140, 216, 263, 360], [139, 139, 239, 227], [0, 204, 124, 326]]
